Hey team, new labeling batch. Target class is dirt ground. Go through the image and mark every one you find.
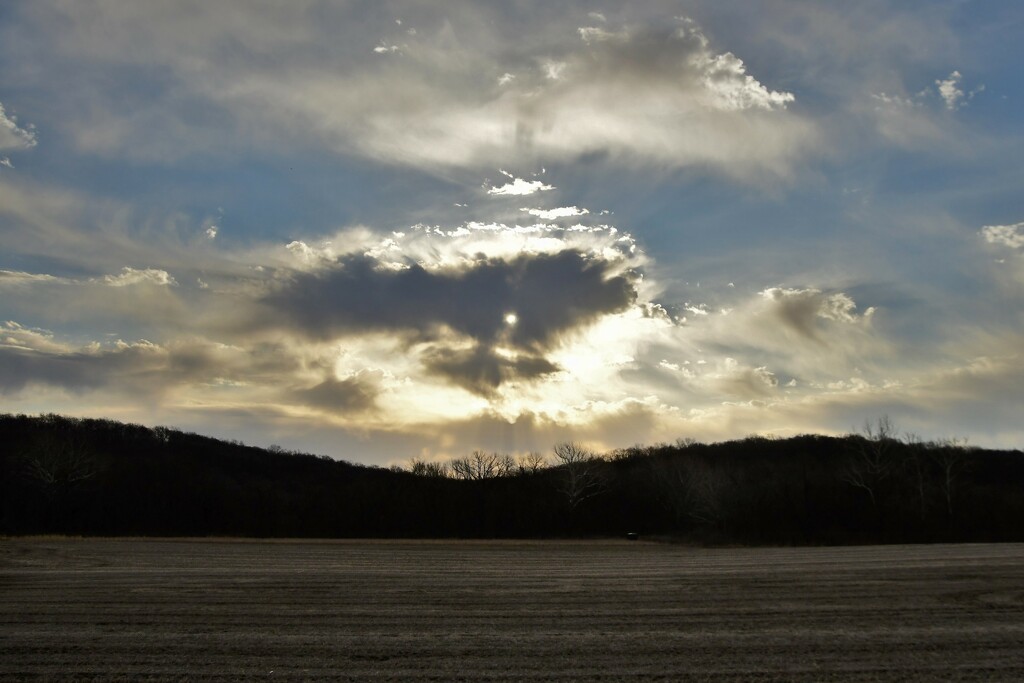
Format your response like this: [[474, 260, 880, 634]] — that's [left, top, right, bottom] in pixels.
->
[[1, 539, 1023, 681]]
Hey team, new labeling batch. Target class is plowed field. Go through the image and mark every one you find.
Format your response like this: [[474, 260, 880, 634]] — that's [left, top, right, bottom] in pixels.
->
[[2, 539, 1023, 681]]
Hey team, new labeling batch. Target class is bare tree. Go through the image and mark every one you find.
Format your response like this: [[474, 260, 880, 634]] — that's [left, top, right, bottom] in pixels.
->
[[450, 450, 516, 480], [648, 453, 733, 531], [648, 454, 695, 526], [20, 433, 102, 531], [901, 432, 931, 522], [449, 456, 475, 480], [683, 459, 733, 529], [408, 458, 450, 478], [21, 434, 99, 502], [517, 451, 549, 475], [930, 437, 971, 518], [552, 442, 608, 510], [841, 415, 898, 509], [495, 453, 518, 478]]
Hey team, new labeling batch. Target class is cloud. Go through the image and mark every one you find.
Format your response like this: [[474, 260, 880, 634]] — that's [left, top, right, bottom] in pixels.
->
[[697, 49, 795, 111], [633, 285, 888, 407], [487, 177, 554, 196], [981, 222, 1024, 250], [423, 345, 560, 396], [263, 249, 637, 354], [291, 372, 380, 414], [936, 71, 963, 110], [0, 265, 190, 335], [438, 20, 808, 178], [0, 327, 305, 403], [0, 167, 651, 411], [0, 178, 252, 279], [0, 101, 37, 150], [981, 222, 1024, 285], [4, 3, 1024, 460], [0, 337, 167, 395], [102, 267, 177, 287], [0, 270, 63, 286], [710, 357, 780, 400], [862, 67, 985, 153], [0, 157, 12, 169], [522, 206, 589, 220], [362, 218, 640, 271], [0, 320, 66, 354], [758, 287, 871, 342], [916, 347, 1024, 410], [578, 26, 614, 44], [22, 6, 814, 178]]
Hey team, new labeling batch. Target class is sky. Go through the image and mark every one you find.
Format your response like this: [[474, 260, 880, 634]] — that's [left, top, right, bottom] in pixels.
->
[[1, 1, 1022, 465]]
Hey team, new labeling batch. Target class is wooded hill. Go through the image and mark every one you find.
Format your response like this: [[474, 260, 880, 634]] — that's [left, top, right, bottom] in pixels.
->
[[2, 413, 1022, 544]]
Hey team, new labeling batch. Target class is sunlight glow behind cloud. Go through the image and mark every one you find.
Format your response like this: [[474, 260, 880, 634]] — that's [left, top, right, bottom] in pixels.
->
[[1, 1, 1022, 461]]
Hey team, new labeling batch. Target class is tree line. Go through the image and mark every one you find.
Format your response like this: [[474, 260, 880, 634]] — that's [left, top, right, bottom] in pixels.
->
[[2, 413, 1022, 544]]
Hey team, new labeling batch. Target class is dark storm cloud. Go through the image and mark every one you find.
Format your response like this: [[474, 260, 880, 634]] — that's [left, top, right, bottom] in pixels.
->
[[264, 249, 637, 352], [423, 345, 560, 396]]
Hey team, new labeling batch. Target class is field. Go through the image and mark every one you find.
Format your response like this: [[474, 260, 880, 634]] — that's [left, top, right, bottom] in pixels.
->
[[2, 539, 1023, 681]]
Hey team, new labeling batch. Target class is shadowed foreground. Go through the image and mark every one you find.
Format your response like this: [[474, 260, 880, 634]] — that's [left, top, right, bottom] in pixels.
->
[[2, 539, 1023, 681]]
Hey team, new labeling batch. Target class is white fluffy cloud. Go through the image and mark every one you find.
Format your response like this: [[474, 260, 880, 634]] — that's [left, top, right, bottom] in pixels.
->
[[522, 206, 589, 220], [981, 222, 1024, 250], [936, 71, 964, 110], [934, 70, 983, 112], [487, 177, 555, 196], [102, 267, 177, 287]]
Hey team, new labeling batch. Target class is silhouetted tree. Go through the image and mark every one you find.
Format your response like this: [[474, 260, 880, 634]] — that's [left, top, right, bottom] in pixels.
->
[[409, 458, 450, 478], [552, 442, 608, 511], [841, 416, 898, 510], [21, 433, 99, 501], [930, 437, 972, 519], [517, 451, 549, 475], [450, 450, 516, 480], [2, 413, 1022, 543]]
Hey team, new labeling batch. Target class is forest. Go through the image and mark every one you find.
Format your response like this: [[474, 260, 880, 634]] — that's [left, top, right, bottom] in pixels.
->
[[2, 413, 1022, 544]]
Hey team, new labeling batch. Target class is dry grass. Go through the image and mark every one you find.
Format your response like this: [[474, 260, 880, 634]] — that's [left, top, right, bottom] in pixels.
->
[[2, 539, 1023, 681]]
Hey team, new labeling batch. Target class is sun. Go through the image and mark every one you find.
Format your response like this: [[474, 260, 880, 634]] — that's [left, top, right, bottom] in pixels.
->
[[504, 312, 518, 326]]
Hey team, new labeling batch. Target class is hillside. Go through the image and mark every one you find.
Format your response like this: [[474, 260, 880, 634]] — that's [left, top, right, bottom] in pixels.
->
[[2, 413, 1022, 544]]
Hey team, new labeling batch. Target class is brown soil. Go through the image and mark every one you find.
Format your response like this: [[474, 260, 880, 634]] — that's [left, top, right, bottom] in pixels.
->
[[2, 539, 1023, 681]]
